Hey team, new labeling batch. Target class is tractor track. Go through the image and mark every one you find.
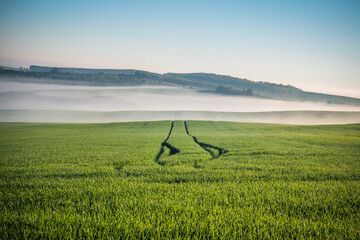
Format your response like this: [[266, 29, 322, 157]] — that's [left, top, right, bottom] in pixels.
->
[[184, 121, 228, 159], [155, 121, 180, 165]]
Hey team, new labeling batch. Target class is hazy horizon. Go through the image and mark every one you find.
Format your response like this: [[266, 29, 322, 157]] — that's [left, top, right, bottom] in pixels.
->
[[1, 80, 360, 113], [2, 65, 360, 99]]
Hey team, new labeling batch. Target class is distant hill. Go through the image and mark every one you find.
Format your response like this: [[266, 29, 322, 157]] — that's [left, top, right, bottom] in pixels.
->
[[166, 73, 360, 105], [29, 65, 136, 75], [1, 65, 360, 106], [0, 65, 28, 72]]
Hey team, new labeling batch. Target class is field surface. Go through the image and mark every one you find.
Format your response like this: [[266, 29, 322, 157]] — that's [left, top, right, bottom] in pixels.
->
[[0, 121, 360, 239]]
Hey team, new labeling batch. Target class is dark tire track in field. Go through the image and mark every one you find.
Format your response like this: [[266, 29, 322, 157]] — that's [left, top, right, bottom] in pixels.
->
[[184, 121, 228, 159], [155, 121, 180, 165]]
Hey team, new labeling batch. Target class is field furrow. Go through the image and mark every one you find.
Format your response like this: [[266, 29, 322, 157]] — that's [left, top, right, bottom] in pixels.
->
[[156, 121, 211, 166], [184, 120, 228, 159], [155, 121, 180, 165]]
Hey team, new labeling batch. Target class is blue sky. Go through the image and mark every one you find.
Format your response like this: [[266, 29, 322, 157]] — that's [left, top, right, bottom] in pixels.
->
[[1, 0, 359, 96]]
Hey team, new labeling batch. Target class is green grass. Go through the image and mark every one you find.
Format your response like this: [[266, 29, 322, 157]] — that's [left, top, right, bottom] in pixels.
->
[[0, 121, 359, 239]]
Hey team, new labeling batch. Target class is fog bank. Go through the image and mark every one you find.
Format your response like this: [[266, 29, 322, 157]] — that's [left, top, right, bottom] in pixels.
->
[[1, 80, 360, 124], [1, 80, 360, 112], [1, 110, 360, 125]]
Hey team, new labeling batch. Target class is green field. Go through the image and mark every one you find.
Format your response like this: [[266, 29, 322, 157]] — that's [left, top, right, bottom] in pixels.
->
[[1, 121, 360, 239]]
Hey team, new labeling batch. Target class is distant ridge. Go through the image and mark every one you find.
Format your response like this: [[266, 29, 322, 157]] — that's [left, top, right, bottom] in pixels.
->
[[1, 65, 360, 106], [29, 65, 137, 75]]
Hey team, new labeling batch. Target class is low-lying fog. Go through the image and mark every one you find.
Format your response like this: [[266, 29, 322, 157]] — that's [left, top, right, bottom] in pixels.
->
[[1, 80, 360, 112], [1, 80, 360, 124]]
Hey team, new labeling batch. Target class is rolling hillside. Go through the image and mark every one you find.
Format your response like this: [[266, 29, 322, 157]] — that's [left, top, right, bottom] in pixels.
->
[[1, 65, 360, 105]]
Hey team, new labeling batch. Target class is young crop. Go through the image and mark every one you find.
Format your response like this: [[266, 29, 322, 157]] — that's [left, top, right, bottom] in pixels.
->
[[0, 121, 359, 239]]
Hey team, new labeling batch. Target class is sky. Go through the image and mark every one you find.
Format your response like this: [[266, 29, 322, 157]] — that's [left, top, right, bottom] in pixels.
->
[[1, 0, 359, 97]]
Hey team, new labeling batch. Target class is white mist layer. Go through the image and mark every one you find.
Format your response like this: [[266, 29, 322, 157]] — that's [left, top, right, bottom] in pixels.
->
[[1, 110, 360, 125], [1, 80, 360, 112]]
